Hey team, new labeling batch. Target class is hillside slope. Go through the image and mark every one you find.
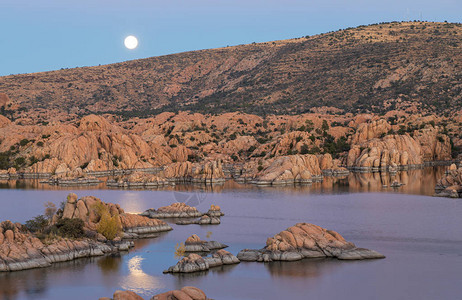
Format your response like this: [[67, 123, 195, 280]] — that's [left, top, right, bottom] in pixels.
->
[[0, 21, 461, 120]]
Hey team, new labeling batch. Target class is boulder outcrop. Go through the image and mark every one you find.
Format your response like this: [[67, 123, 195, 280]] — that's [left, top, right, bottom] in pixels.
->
[[56, 193, 172, 238], [161, 160, 226, 184], [100, 286, 210, 300], [252, 154, 323, 185], [434, 165, 462, 198], [347, 121, 452, 171], [237, 223, 385, 262], [152, 286, 209, 300]]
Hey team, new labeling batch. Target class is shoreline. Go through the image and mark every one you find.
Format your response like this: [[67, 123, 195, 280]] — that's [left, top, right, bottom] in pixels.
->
[[0, 160, 453, 185]]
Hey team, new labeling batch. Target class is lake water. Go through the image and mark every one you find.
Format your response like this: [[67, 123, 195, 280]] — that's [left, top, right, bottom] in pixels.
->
[[0, 167, 461, 300]]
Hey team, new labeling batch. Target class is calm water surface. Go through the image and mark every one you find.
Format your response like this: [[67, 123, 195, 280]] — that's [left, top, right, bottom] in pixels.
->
[[0, 167, 461, 300]]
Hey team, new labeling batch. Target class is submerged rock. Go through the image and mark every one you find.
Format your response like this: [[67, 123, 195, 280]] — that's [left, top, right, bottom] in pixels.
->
[[164, 250, 239, 274], [237, 223, 385, 262]]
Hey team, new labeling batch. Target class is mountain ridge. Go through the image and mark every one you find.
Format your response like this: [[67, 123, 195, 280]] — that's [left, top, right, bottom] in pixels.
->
[[0, 21, 461, 121]]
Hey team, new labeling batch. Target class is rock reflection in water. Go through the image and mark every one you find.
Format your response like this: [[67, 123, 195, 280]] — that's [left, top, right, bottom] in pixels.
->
[[0, 166, 449, 197], [168, 264, 239, 291], [0, 256, 103, 300], [265, 258, 342, 278], [98, 254, 122, 275], [119, 256, 164, 295]]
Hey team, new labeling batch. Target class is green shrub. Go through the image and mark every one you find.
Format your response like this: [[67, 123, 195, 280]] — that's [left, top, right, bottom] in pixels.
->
[[25, 215, 49, 233], [55, 218, 85, 238]]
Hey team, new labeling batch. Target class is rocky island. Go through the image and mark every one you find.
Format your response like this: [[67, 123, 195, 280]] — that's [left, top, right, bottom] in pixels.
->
[[0, 193, 172, 272], [141, 203, 224, 225], [237, 223, 385, 262]]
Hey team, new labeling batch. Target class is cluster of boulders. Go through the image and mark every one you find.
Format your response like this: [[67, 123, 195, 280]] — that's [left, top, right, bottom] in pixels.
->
[[178, 205, 224, 225], [183, 234, 227, 252], [434, 163, 462, 197], [41, 165, 102, 186], [0, 168, 18, 180], [242, 154, 348, 185], [164, 250, 240, 274], [0, 220, 132, 272], [237, 223, 385, 262], [106, 160, 226, 188], [346, 120, 451, 172], [101, 286, 209, 300]]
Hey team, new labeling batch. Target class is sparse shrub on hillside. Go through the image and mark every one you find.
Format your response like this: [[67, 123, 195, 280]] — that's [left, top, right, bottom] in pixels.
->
[[0, 151, 13, 170], [14, 157, 26, 168], [19, 139, 30, 147]]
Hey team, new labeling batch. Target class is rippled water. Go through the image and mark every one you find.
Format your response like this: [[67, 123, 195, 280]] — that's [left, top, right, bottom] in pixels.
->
[[0, 167, 461, 300]]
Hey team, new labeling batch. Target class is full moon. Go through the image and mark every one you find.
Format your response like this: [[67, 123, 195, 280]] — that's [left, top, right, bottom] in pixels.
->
[[124, 35, 138, 50]]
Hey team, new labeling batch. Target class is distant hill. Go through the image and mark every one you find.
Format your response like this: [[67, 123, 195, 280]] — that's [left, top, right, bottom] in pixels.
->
[[0, 21, 461, 119]]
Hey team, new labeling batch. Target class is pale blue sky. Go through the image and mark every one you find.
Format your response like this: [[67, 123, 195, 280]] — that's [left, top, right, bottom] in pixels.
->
[[0, 0, 460, 76]]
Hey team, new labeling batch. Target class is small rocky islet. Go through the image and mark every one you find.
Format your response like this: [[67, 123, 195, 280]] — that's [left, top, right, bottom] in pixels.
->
[[183, 234, 228, 252], [164, 250, 240, 274], [162, 234, 236, 274], [141, 203, 224, 225]]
